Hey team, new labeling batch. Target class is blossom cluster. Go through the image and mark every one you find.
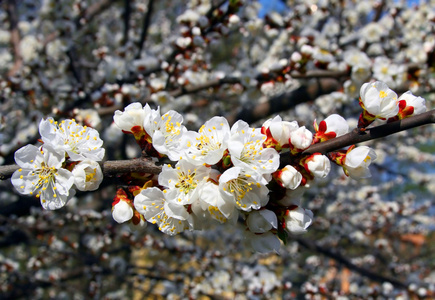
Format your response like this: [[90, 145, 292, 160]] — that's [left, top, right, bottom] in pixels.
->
[[11, 118, 105, 210], [9, 79, 427, 252], [109, 80, 426, 252]]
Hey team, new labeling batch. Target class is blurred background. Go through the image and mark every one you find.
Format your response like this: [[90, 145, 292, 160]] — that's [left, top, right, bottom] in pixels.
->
[[0, 0, 434, 299]]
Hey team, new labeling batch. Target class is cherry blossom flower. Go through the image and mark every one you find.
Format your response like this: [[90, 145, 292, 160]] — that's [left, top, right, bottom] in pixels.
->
[[197, 180, 236, 222], [343, 48, 371, 67], [148, 110, 187, 161], [182, 116, 231, 165], [229, 120, 280, 175], [159, 160, 210, 205], [261, 115, 298, 150], [219, 167, 269, 211], [289, 126, 313, 153], [112, 199, 134, 224], [134, 187, 190, 235], [344, 146, 377, 179], [113, 102, 148, 134], [11, 144, 75, 210], [395, 91, 427, 119], [39, 118, 105, 162], [359, 81, 399, 127]]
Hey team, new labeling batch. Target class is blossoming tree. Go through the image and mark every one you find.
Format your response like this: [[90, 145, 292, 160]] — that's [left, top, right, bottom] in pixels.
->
[[0, 0, 434, 298]]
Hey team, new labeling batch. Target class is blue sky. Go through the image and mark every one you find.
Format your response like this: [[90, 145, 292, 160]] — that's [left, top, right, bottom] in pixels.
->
[[258, 0, 423, 18]]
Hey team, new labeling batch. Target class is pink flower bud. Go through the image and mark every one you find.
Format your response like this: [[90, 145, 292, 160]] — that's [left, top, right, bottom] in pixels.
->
[[290, 126, 313, 151]]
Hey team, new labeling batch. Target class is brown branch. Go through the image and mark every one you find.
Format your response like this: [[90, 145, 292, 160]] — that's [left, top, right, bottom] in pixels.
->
[[102, 158, 162, 176], [301, 109, 435, 156], [373, 0, 386, 23], [294, 236, 408, 289], [6, 0, 22, 77], [0, 164, 20, 180], [123, 0, 132, 45]]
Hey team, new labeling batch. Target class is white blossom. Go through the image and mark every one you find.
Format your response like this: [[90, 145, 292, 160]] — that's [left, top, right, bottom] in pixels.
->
[[229, 120, 280, 175], [219, 167, 269, 211], [134, 187, 190, 235], [344, 146, 377, 179], [159, 160, 210, 205], [182, 116, 231, 165], [284, 207, 314, 234], [39, 118, 105, 162], [12, 145, 75, 210], [290, 126, 313, 151], [360, 81, 399, 119], [275, 165, 302, 190], [398, 91, 427, 115], [112, 200, 133, 224], [305, 154, 331, 178], [71, 160, 103, 191]]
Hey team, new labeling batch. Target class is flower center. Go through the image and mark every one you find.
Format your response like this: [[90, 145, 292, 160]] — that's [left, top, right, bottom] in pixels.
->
[[175, 169, 197, 194]]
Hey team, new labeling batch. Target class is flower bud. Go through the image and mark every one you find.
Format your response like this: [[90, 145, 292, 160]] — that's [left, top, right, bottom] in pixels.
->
[[397, 91, 426, 118], [304, 154, 331, 178], [112, 200, 133, 224], [274, 165, 302, 189], [284, 206, 313, 234], [72, 160, 103, 191], [262, 115, 298, 150], [314, 114, 349, 143], [289, 126, 313, 152]]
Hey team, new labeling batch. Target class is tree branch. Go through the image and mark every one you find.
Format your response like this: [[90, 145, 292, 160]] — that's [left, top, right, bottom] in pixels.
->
[[1, 110, 433, 180], [301, 109, 435, 156]]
